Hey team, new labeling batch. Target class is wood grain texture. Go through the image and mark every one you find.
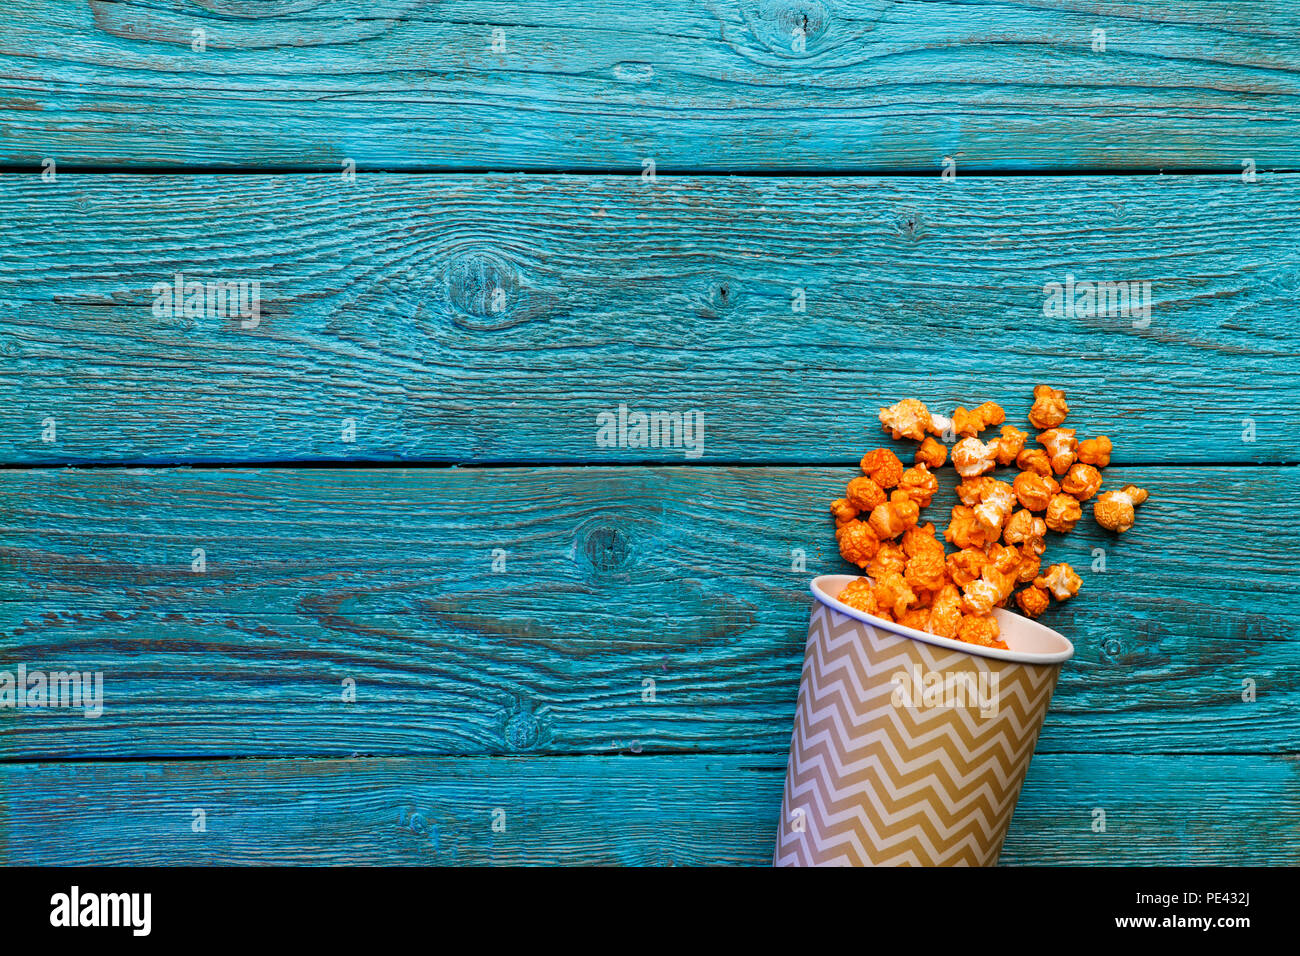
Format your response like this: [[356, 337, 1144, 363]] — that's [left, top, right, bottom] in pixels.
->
[[3, 174, 1298, 465], [2, 753, 1296, 865], [3, 465, 1295, 759], [3, 1, 1300, 170]]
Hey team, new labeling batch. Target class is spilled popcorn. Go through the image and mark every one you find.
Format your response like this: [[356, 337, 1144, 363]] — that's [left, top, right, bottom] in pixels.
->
[[830, 387, 1148, 650]]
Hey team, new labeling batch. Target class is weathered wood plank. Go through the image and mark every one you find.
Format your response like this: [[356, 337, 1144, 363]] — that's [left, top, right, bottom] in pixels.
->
[[2, 465, 1295, 758], [3, 1, 1300, 170], [3, 174, 1297, 465], [1, 753, 1295, 865]]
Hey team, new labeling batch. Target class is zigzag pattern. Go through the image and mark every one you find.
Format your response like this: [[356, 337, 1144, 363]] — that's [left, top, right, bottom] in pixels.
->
[[774, 603, 1061, 866]]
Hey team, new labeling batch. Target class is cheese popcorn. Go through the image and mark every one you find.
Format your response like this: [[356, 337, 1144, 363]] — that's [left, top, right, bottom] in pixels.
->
[[860, 448, 904, 489], [1037, 427, 1078, 475], [928, 585, 964, 639], [874, 571, 919, 618], [952, 401, 1006, 437], [1035, 563, 1083, 602], [902, 522, 944, 558], [961, 577, 1002, 616], [1003, 509, 1047, 550], [915, 436, 948, 468], [1076, 435, 1112, 468], [1060, 463, 1103, 502], [958, 614, 1004, 649], [879, 399, 933, 442], [1016, 448, 1052, 477], [846, 475, 887, 512], [1015, 584, 1050, 619], [952, 437, 996, 477], [990, 424, 1028, 466], [868, 541, 906, 579], [836, 519, 880, 568], [1044, 493, 1083, 533], [1094, 485, 1149, 533], [946, 547, 988, 587], [838, 577, 879, 615], [905, 549, 947, 592], [1013, 546, 1042, 583], [898, 463, 940, 509], [1028, 385, 1069, 429], [1013, 470, 1059, 512], [830, 497, 859, 527], [944, 506, 991, 550]]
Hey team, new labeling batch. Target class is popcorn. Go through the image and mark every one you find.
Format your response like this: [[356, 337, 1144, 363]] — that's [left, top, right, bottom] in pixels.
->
[[958, 614, 1004, 648], [952, 401, 1006, 437], [846, 475, 886, 512], [1076, 436, 1112, 468], [879, 399, 933, 442], [1012, 470, 1059, 512], [839, 576, 879, 615], [1035, 563, 1082, 602], [914, 436, 948, 468], [944, 506, 991, 550], [836, 519, 880, 568], [1003, 509, 1047, 550], [990, 424, 1028, 466], [1094, 485, 1149, 533], [946, 546, 988, 587], [828, 393, 1148, 649], [875, 571, 918, 618], [1015, 585, 1050, 619], [1060, 463, 1103, 502], [860, 448, 904, 489], [1016, 448, 1052, 476], [868, 541, 906, 579], [1044, 493, 1083, 533], [898, 463, 939, 508], [1028, 385, 1069, 429], [1037, 427, 1078, 475], [951, 437, 996, 477], [830, 498, 859, 527]]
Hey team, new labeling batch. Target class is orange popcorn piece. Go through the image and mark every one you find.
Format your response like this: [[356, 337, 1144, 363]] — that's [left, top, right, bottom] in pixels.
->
[[960, 577, 1003, 615], [1044, 493, 1083, 533], [956, 476, 996, 507], [902, 522, 944, 558], [1035, 563, 1082, 602], [1060, 463, 1103, 502], [958, 613, 1003, 648], [868, 541, 906, 579], [1003, 509, 1047, 550], [1037, 427, 1078, 475], [846, 475, 886, 512], [990, 424, 1028, 466], [889, 490, 921, 529], [831, 498, 859, 527], [838, 577, 879, 615], [914, 436, 948, 468], [860, 447, 904, 489], [951, 401, 1006, 437], [1015, 584, 1050, 619], [897, 606, 933, 632], [1012, 470, 1059, 512], [835, 519, 880, 568], [946, 546, 988, 587], [1013, 545, 1043, 583], [972, 481, 1016, 539], [874, 571, 919, 619], [1094, 484, 1149, 533], [1016, 448, 1052, 476], [944, 505, 990, 550], [928, 585, 964, 639], [1028, 384, 1070, 429], [878, 399, 933, 442], [951, 437, 996, 477], [898, 463, 939, 508], [1076, 435, 1112, 468], [904, 549, 947, 592]]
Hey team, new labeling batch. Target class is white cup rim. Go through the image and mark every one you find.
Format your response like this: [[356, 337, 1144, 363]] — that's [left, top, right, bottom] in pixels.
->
[[811, 574, 1075, 664]]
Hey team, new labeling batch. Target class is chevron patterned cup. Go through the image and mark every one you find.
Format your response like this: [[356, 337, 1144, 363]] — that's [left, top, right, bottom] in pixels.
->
[[774, 575, 1074, 866]]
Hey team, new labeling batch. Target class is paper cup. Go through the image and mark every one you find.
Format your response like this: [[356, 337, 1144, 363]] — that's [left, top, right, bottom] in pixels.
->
[[774, 574, 1073, 866]]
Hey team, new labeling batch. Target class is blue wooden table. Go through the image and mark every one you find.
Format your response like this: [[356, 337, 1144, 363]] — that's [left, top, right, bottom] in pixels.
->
[[1, 0, 1297, 865]]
